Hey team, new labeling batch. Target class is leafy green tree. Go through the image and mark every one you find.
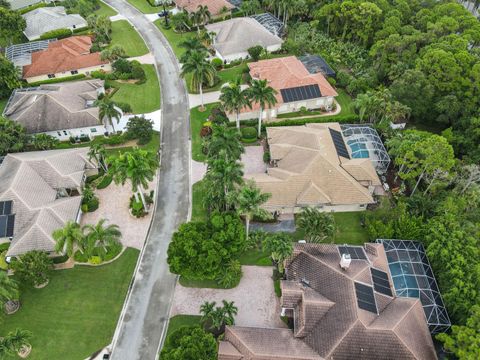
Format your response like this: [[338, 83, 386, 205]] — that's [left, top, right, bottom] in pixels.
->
[[0, 55, 21, 97], [171, 10, 192, 32], [229, 180, 271, 241], [181, 50, 216, 110], [0, 117, 29, 156], [87, 143, 108, 172], [11, 251, 53, 287], [215, 259, 242, 288], [0, 0, 11, 9], [100, 45, 126, 61], [240, 0, 261, 15], [297, 207, 336, 243], [0, 271, 19, 313], [95, 98, 122, 133], [160, 326, 216, 360], [52, 221, 85, 257], [219, 80, 251, 130], [248, 79, 278, 136], [31, 133, 59, 150], [108, 149, 158, 210], [82, 219, 122, 253], [437, 305, 480, 360], [205, 124, 244, 161], [0, 7, 26, 46], [247, 45, 264, 61], [262, 232, 293, 272], [125, 116, 154, 144]]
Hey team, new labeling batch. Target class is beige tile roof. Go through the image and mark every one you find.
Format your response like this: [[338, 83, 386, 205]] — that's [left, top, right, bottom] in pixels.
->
[[0, 149, 95, 257], [246, 123, 381, 208], [4, 80, 104, 134], [206, 17, 282, 58], [174, 0, 234, 15], [219, 243, 437, 360]]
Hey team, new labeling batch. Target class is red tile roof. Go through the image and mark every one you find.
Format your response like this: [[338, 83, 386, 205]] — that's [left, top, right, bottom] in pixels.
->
[[174, 0, 234, 16], [23, 36, 109, 78]]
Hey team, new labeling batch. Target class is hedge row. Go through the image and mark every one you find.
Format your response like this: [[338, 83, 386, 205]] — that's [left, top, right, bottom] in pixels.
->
[[27, 74, 86, 87], [39, 28, 72, 40], [18, 2, 48, 14]]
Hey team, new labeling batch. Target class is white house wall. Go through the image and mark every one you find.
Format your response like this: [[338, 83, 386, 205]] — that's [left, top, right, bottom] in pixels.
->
[[25, 63, 112, 83]]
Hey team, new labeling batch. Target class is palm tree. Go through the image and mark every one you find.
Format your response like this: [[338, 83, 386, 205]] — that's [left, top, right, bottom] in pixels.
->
[[3, 329, 32, 357], [31, 133, 59, 150], [221, 300, 238, 325], [0, 271, 19, 314], [95, 98, 122, 134], [87, 143, 108, 172], [108, 149, 158, 210], [82, 219, 122, 252], [262, 233, 293, 272], [181, 50, 217, 110], [297, 207, 336, 243], [229, 181, 271, 241], [220, 81, 251, 130], [179, 37, 207, 63], [195, 5, 211, 33], [52, 221, 85, 257], [206, 125, 244, 161], [248, 79, 278, 136], [200, 301, 216, 324]]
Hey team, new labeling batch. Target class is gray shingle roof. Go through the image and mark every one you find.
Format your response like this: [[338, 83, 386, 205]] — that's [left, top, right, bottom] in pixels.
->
[[4, 80, 104, 134], [22, 6, 87, 40], [7, 0, 43, 10], [0, 149, 96, 257]]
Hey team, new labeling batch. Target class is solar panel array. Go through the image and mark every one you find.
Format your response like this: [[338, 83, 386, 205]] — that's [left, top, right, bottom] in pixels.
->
[[0, 201, 12, 216], [338, 245, 367, 260], [376, 239, 451, 334], [0, 214, 15, 238], [355, 282, 377, 314], [371, 268, 393, 297], [329, 128, 351, 159], [280, 84, 321, 103]]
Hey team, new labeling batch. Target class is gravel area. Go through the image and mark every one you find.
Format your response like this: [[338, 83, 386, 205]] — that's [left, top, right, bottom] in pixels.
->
[[170, 266, 286, 328]]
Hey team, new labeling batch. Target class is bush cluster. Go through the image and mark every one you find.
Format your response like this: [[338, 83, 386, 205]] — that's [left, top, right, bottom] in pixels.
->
[[240, 127, 257, 140], [112, 59, 146, 82], [39, 28, 72, 40], [96, 174, 113, 189]]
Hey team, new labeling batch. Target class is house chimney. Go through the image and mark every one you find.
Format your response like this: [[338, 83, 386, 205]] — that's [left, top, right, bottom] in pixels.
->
[[340, 253, 351, 270]]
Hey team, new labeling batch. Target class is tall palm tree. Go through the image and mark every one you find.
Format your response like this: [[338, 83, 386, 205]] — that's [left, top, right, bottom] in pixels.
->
[[220, 81, 252, 130], [87, 143, 108, 172], [229, 181, 271, 241], [221, 300, 238, 325], [195, 5, 211, 33], [179, 37, 207, 63], [200, 301, 216, 324], [297, 207, 336, 243], [0, 271, 19, 313], [52, 221, 85, 257], [262, 232, 293, 272], [206, 125, 244, 161], [82, 219, 122, 252], [248, 79, 278, 136], [108, 149, 158, 210], [181, 50, 217, 110], [95, 98, 122, 134]]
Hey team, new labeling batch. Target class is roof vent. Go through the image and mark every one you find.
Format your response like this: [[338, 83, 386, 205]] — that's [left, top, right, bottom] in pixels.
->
[[340, 253, 351, 270], [301, 278, 310, 287]]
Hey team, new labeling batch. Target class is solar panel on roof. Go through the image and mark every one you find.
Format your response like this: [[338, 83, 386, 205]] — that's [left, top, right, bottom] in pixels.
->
[[355, 282, 377, 313], [0, 214, 14, 238], [280, 84, 321, 103], [0, 200, 13, 216], [371, 268, 393, 297], [329, 128, 350, 159], [338, 245, 367, 260]]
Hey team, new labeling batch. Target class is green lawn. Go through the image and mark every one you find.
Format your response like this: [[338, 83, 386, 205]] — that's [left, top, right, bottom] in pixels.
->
[[96, 1, 117, 16], [109, 64, 160, 113], [127, 0, 164, 13], [154, 21, 194, 59], [104, 130, 160, 158], [1, 248, 139, 360], [190, 103, 218, 162], [0, 97, 8, 114], [165, 315, 202, 338], [336, 88, 355, 116], [179, 276, 229, 289], [192, 180, 208, 222], [110, 20, 149, 57], [238, 248, 271, 266], [186, 64, 248, 94]]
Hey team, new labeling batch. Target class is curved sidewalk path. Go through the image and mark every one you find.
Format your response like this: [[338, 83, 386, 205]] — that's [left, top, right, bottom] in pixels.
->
[[102, 1, 190, 359]]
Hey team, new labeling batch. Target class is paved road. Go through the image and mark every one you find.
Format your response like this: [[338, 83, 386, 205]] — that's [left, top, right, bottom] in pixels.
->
[[102, 1, 190, 359]]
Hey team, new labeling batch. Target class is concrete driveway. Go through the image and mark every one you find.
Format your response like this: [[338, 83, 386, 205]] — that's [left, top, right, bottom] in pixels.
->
[[241, 146, 266, 175], [171, 266, 286, 328]]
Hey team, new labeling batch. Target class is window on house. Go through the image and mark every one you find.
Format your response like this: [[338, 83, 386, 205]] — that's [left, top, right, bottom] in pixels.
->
[[57, 131, 61, 136], [71, 70, 78, 75], [100, 65, 105, 68], [63, 130, 68, 136], [90, 128, 97, 133], [73, 25, 76, 29], [47, 74, 56, 79]]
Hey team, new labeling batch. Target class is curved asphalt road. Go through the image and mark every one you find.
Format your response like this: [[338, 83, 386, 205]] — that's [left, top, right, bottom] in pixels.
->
[[102, 1, 190, 359]]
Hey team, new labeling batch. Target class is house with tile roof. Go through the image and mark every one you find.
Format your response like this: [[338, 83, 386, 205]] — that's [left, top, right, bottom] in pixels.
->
[[7, 0, 51, 11], [237, 56, 338, 121], [22, 6, 88, 41], [22, 36, 110, 83], [0, 149, 97, 257], [206, 17, 283, 63], [218, 243, 438, 360], [173, 0, 235, 18], [2, 80, 122, 141], [245, 123, 383, 214]]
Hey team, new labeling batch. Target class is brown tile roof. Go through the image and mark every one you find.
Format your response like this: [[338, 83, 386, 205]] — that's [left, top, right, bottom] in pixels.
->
[[245, 123, 381, 208], [219, 243, 437, 360], [247, 56, 338, 109], [174, 0, 234, 16], [22, 36, 108, 78]]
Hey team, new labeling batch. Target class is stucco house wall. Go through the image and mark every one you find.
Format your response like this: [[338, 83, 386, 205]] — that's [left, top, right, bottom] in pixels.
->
[[25, 63, 112, 83]]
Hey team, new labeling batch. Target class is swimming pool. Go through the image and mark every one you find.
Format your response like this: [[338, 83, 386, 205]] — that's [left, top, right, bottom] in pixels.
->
[[347, 140, 370, 159]]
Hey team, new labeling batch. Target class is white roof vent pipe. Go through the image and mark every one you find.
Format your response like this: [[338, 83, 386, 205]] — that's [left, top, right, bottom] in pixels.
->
[[340, 253, 351, 270]]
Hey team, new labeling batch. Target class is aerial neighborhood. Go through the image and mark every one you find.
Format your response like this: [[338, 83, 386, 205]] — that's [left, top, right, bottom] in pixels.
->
[[0, 0, 479, 360]]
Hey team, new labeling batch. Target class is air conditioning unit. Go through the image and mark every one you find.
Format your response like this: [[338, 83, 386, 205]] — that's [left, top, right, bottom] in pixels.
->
[[340, 253, 351, 270]]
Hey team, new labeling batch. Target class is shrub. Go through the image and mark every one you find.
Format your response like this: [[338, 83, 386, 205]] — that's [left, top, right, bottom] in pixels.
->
[[211, 58, 223, 70], [327, 77, 337, 86], [85, 173, 102, 184], [115, 102, 132, 113], [91, 70, 108, 80], [126, 116, 153, 144], [248, 45, 264, 61], [11, 251, 53, 287], [51, 254, 69, 264], [27, 74, 86, 87], [241, 137, 257, 144], [240, 127, 257, 139], [88, 256, 102, 265], [39, 28, 72, 40], [200, 126, 212, 138], [216, 260, 242, 288], [129, 196, 147, 218], [104, 133, 126, 145], [81, 204, 89, 213], [86, 197, 99, 212], [96, 174, 113, 189], [263, 151, 271, 163]]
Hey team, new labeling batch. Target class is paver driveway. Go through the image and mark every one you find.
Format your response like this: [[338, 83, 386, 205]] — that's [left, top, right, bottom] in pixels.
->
[[171, 266, 286, 328]]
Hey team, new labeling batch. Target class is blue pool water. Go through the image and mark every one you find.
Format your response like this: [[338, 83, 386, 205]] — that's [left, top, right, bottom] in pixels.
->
[[347, 141, 369, 158]]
